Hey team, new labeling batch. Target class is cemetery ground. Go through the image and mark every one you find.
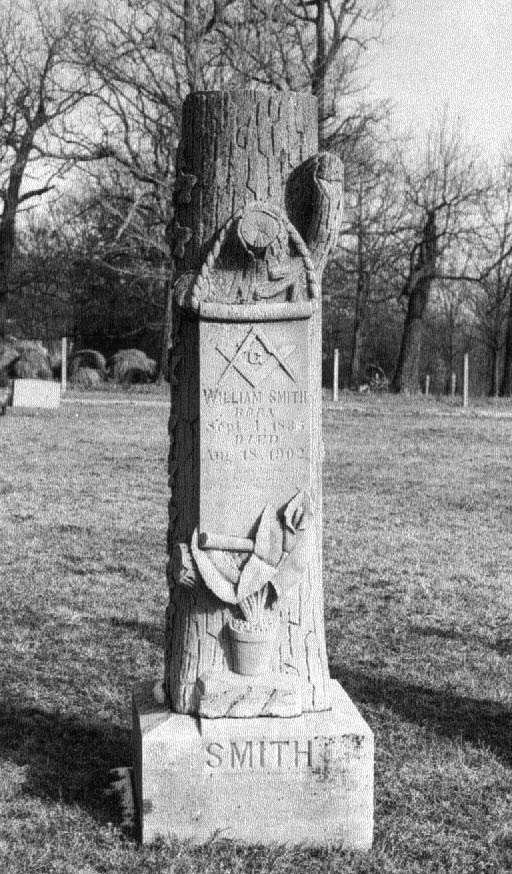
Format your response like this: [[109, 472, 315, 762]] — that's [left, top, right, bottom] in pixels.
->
[[1, 391, 511, 874]]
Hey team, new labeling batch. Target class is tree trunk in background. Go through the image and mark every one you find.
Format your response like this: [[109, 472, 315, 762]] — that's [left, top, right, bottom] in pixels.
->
[[499, 281, 512, 395], [349, 196, 369, 389], [349, 318, 364, 389], [158, 274, 173, 381], [313, 0, 327, 146], [0, 130, 34, 339], [391, 210, 437, 393], [0, 283, 7, 341], [489, 346, 500, 397], [349, 272, 369, 389], [0, 210, 16, 340]]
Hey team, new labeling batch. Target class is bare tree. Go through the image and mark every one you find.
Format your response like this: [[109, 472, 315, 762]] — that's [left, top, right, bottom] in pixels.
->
[[391, 116, 488, 393], [62, 0, 244, 373], [339, 142, 407, 387], [466, 161, 512, 396], [427, 278, 472, 390], [501, 288, 512, 395], [6, 208, 78, 344], [213, 0, 393, 149], [0, 0, 108, 338], [26, 1, 392, 368], [493, 161, 512, 396]]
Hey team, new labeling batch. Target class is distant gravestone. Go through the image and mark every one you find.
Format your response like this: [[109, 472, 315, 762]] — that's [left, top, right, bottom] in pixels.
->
[[132, 90, 373, 847], [12, 379, 60, 409]]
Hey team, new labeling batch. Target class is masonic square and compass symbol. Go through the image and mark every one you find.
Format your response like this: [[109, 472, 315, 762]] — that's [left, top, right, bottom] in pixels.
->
[[215, 326, 298, 388]]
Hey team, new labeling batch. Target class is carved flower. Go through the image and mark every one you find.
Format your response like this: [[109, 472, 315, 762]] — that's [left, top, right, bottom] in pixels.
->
[[282, 491, 312, 554], [284, 490, 311, 533]]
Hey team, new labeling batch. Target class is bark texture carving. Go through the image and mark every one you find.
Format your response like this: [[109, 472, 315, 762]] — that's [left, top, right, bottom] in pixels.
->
[[165, 91, 343, 716]]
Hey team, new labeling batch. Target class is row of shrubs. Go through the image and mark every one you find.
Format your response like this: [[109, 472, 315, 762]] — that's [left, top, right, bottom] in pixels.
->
[[0, 340, 158, 387]]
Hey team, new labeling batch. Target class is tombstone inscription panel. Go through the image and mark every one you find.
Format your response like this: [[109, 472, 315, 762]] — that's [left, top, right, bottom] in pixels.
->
[[200, 317, 312, 542]]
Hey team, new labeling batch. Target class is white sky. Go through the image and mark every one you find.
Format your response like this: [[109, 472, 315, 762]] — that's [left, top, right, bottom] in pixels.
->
[[365, 0, 512, 157]]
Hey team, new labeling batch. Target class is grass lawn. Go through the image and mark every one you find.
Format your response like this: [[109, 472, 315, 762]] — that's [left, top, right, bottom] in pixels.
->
[[1, 392, 511, 873]]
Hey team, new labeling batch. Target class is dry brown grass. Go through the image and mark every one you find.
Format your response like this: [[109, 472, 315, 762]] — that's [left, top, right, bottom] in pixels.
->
[[0, 392, 511, 873]]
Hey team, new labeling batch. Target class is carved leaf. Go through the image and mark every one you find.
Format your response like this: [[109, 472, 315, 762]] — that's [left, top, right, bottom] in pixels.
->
[[271, 545, 306, 601], [253, 504, 283, 567], [236, 554, 278, 603], [209, 549, 240, 585]]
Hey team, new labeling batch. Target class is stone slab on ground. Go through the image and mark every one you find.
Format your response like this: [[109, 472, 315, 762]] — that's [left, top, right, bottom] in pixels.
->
[[133, 679, 373, 847], [12, 379, 60, 409]]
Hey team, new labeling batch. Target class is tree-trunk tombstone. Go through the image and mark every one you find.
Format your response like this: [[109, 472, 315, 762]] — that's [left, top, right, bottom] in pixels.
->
[[132, 90, 373, 847]]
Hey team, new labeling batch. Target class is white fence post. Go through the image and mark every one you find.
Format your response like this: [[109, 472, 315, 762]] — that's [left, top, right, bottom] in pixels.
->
[[451, 372, 456, 397], [425, 374, 430, 397], [333, 348, 339, 402], [61, 337, 67, 394], [463, 353, 469, 409]]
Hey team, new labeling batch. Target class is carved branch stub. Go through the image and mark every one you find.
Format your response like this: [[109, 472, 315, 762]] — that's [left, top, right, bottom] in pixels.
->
[[165, 91, 343, 718]]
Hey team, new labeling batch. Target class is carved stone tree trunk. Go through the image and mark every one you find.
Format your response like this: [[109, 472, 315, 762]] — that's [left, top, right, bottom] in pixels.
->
[[165, 91, 343, 718]]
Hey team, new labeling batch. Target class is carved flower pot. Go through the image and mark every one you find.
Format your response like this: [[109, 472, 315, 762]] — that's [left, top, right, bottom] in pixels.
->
[[228, 617, 278, 676]]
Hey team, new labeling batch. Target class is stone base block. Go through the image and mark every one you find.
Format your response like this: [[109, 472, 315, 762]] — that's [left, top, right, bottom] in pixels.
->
[[133, 679, 373, 847]]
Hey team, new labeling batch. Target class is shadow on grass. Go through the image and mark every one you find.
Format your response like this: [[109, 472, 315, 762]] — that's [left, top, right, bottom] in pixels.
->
[[109, 616, 164, 647], [332, 664, 512, 767], [409, 623, 512, 656], [0, 701, 132, 825]]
